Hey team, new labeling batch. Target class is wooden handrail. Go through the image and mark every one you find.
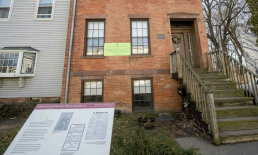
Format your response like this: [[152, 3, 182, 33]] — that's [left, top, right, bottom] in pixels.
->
[[207, 49, 258, 105], [170, 48, 220, 144]]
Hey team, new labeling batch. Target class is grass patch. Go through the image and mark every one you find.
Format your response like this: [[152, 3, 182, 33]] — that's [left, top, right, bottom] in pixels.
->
[[111, 113, 198, 155], [0, 113, 198, 155], [0, 128, 20, 155]]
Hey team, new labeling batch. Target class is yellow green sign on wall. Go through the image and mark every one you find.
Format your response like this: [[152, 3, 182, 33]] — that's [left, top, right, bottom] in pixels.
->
[[104, 43, 131, 56]]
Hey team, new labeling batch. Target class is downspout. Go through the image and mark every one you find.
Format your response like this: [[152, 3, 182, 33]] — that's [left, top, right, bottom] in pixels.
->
[[65, 0, 77, 103]]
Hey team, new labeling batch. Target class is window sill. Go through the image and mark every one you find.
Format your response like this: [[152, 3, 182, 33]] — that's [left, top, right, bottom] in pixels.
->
[[0, 19, 10, 22], [129, 55, 153, 58], [35, 18, 54, 21], [0, 74, 35, 78], [81, 56, 106, 59]]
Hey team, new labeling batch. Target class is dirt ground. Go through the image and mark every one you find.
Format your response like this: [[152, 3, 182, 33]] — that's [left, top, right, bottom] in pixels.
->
[[0, 119, 26, 136]]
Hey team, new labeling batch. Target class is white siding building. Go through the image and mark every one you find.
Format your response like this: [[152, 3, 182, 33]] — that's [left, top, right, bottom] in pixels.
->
[[0, 0, 70, 98], [241, 33, 258, 74]]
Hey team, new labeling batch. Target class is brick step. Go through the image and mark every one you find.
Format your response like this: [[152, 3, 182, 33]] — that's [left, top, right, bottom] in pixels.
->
[[212, 90, 245, 98], [216, 106, 258, 119], [217, 117, 258, 132], [219, 129, 258, 144], [214, 97, 254, 107]]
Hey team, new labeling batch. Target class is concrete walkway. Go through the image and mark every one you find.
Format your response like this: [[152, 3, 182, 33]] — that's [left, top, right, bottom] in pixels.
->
[[176, 137, 258, 155]]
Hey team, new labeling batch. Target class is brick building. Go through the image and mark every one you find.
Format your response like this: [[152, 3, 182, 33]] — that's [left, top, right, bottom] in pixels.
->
[[61, 0, 209, 112]]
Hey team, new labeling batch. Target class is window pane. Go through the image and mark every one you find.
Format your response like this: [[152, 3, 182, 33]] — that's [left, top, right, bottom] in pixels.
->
[[0, 0, 12, 7], [21, 53, 36, 74], [0, 8, 10, 18], [88, 22, 94, 29], [134, 80, 139, 87], [91, 89, 96, 95], [143, 21, 148, 28], [143, 29, 148, 37], [92, 47, 98, 55], [85, 82, 91, 88], [87, 39, 93, 46], [134, 101, 140, 107], [143, 37, 148, 45], [140, 87, 145, 94], [91, 82, 97, 88], [140, 101, 145, 107], [97, 81, 102, 88], [37, 7, 52, 15], [93, 39, 98, 46], [144, 46, 149, 54], [134, 87, 139, 94], [84, 96, 91, 102], [93, 30, 98, 37], [98, 47, 104, 55], [137, 29, 143, 37], [87, 47, 92, 55], [85, 89, 90, 95], [132, 48, 137, 54], [94, 22, 98, 29], [139, 80, 145, 86], [87, 30, 93, 37], [132, 38, 137, 45], [39, 0, 53, 6], [138, 46, 143, 54], [99, 38, 104, 46], [137, 21, 142, 28], [138, 38, 143, 45], [97, 89, 102, 95], [146, 101, 151, 107], [132, 21, 137, 28], [145, 80, 151, 86], [132, 29, 137, 37], [96, 96, 102, 102], [146, 87, 151, 93], [99, 30, 104, 37], [99, 22, 104, 29]]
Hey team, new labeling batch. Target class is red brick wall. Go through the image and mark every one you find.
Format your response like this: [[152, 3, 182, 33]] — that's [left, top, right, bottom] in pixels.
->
[[61, 0, 209, 112]]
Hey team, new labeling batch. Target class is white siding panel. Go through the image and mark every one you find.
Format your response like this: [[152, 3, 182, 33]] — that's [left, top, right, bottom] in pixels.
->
[[0, 0, 70, 98]]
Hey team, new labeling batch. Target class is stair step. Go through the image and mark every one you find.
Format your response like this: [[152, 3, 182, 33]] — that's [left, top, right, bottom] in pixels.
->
[[217, 116, 258, 132], [214, 96, 254, 107], [207, 84, 237, 90], [197, 72, 225, 78], [213, 90, 245, 98], [201, 78, 231, 83], [219, 129, 258, 144], [193, 68, 208, 72], [216, 106, 258, 119]]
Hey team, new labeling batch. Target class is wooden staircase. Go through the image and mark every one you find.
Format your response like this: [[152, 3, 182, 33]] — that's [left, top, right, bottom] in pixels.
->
[[170, 48, 258, 145], [194, 68, 258, 144]]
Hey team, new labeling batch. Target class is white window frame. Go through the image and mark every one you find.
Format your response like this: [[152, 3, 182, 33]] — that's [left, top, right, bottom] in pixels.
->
[[0, 50, 39, 77], [0, 0, 14, 21], [35, 0, 56, 21]]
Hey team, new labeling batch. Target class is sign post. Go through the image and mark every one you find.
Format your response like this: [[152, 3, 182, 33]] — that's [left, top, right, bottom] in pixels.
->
[[4, 103, 115, 155]]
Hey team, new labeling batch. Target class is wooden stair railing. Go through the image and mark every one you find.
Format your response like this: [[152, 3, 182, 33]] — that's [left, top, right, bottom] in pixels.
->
[[170, 48, 220, 144], [207, 49, 258, 105]]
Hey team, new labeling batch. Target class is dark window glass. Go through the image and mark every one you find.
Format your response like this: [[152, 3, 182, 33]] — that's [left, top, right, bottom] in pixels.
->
[[86, 21, 105, 56], [131, 20, 150, 54]]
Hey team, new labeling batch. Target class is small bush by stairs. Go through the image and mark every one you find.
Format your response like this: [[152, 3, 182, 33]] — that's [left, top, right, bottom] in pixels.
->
[[194, 68, 258, 144]]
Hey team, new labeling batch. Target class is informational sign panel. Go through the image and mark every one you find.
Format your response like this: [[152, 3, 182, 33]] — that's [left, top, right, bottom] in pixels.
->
[[4, 103, 115, 155], [104, 43, 131, 56]]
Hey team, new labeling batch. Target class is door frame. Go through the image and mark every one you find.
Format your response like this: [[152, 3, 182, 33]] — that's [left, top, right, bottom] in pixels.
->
[[131, 77, 154, 112]]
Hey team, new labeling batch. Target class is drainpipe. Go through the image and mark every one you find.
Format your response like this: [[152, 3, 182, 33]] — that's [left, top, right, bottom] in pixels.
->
[[65, 0, 77, 104]]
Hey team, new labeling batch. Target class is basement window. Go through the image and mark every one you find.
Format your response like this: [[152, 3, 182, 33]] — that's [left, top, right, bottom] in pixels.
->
[[36, 0, 55, 20], [82, 80, 103, 103], [0, 47, 39, 77], [0, 0, 14, 21]]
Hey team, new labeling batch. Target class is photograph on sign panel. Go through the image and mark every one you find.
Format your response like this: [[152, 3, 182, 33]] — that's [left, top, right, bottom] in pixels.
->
[[54, 112, 73, 131]]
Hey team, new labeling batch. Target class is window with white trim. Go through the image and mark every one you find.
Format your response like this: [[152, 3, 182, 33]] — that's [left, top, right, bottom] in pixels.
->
[[0, 0, 13, 19], [0, 48, 38, 77], [36, 0, 55, 19]]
